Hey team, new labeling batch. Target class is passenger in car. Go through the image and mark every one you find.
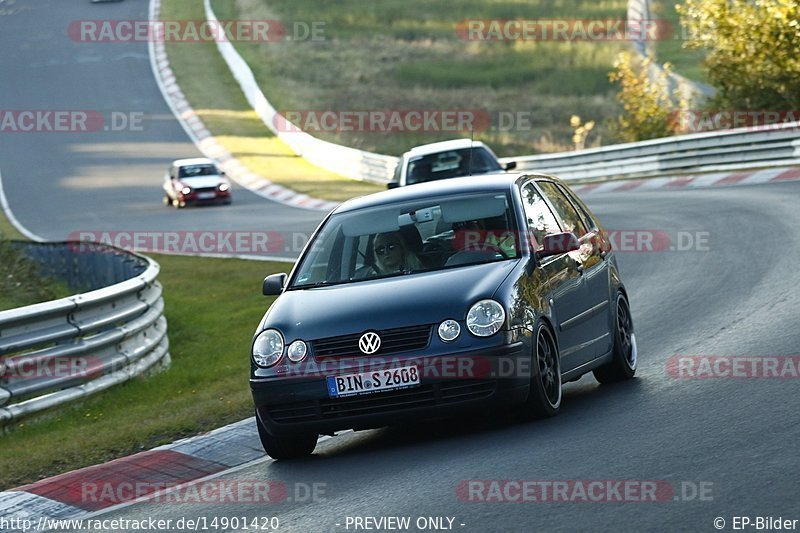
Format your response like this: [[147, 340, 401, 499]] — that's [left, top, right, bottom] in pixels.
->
[[452, 218, 517, 257]]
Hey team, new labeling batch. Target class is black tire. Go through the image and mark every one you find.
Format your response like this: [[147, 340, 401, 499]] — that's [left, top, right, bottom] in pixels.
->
[[593, 292, 637, 384], [517, 322, 561, 420], [255, 412, 317, 460]]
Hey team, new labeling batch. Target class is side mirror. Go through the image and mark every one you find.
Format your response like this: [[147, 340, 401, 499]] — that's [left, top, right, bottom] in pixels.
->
[[263, 273, 287, 296], [387, 182, 400, 190], [504, 161, 517, 171], [220, 170, 226, 176], [537, 232, 580, 259]]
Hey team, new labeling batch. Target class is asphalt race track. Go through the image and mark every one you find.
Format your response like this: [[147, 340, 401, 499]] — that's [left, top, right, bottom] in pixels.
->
[[0, 0, 323, 259], [73, 181, 800, 531], [4, 1, 800, 532]]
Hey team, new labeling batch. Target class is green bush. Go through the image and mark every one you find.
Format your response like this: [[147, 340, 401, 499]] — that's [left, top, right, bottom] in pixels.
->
[[607, 52, 678, 142], [678, 0, 800, 109]]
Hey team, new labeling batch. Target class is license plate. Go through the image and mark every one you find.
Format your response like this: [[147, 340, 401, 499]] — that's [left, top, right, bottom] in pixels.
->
[[327, 365, 420, 398], [197, 192, 216, 199]]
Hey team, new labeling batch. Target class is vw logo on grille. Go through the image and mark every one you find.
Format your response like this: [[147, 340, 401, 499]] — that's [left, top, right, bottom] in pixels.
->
[[358, 332, 381, 355]]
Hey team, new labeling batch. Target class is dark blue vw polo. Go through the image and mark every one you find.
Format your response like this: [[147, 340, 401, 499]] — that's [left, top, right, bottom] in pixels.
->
[[251, 174, 637, 459]]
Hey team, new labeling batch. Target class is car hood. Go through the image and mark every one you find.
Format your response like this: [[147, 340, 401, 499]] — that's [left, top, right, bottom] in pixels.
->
[[180, 176, 225, 188], [262, 260, 520, 339]]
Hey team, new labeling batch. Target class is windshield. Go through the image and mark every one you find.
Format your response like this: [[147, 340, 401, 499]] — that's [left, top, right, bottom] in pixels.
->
[[406, 147, 502, 185], [290, 192, 521, 288], [179, 164, 219, 178]]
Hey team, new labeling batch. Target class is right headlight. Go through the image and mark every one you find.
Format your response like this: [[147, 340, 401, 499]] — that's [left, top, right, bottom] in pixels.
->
[[466, 299, 506, 337], [252, 329, 284, 367], [287, 339, 308, 363]]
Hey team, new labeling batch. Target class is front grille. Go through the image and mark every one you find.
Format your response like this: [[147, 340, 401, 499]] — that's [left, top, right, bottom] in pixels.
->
[[194, 186, 217, 193], [267, 380, 496, 423], [312, 324, 432, 359]]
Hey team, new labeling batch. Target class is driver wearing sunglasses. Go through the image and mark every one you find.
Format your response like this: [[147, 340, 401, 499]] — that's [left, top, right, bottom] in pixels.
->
[[369, 231, 424, 276]]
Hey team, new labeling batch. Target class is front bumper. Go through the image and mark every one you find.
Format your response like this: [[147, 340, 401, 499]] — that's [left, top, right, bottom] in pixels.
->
[[251, 342, 530, 436], [181, 191, 231, 205]]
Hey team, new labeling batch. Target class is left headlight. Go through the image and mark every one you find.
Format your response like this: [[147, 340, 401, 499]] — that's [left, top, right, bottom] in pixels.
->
[[438, 319, 461, 342], [466, 299, 505, 337], [218, 182, 230, 192], [252, 329, 284, 367]]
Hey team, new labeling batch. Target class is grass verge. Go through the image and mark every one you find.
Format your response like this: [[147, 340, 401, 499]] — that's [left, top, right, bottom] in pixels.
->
[[0, 240, 72, 311], [214, 0, 630, 156], [0, 211, 71, 310], [160, 0, 382, 202], [0, 205, 25, 239], [652, 0, 707, 82], [0, 250, 291, 489]]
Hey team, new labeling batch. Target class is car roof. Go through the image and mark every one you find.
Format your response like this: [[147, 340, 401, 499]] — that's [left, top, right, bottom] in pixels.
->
[[404, 139, 488, 157], [172, 157, 217, 167], [336, 172, 560, 213]]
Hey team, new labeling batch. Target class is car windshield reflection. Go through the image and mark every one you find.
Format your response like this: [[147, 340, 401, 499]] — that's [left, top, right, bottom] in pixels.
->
[[290, 192, 521, 289], [179, 164, 218, 177], [406, 148, 503, 185]]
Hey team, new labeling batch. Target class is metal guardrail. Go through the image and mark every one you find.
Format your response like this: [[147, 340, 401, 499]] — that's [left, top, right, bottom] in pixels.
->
[[0, 242, 170, 426], [501, 121, 800, 181]]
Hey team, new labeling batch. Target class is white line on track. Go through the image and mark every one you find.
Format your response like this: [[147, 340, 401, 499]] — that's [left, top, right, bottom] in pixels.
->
[[0, 168, 46, 242]]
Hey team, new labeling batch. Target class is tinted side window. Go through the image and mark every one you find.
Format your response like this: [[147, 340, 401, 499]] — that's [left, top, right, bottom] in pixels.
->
[[472, 148, 502, 172], [536, 181, 588, 238], [520, 182, 561, 250], [557, 183, 596, 231]]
